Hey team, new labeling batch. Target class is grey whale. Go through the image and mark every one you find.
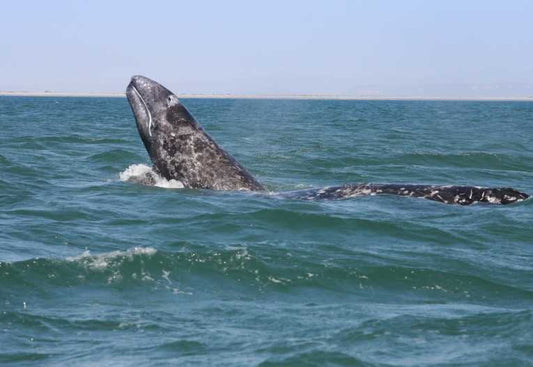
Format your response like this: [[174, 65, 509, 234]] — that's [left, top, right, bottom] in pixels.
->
[[126, 75, 528, 205]]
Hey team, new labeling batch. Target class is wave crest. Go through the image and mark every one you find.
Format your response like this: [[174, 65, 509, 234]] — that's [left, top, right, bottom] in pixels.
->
[[67, 247, 158, 270]]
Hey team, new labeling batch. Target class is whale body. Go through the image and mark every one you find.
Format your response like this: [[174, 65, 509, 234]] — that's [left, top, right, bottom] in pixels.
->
[[126, 75, 528, 205]]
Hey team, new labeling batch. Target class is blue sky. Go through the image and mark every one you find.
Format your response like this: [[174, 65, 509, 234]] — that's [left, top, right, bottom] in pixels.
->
[[1, 0, 532, 96]]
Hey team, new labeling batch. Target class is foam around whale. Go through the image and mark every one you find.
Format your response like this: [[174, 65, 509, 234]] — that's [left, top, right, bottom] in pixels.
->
[[120, 164, 184, 189]]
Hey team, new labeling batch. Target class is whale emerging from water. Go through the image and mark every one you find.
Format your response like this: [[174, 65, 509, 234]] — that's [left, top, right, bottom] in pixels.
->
[[126, 75, 528, 205]]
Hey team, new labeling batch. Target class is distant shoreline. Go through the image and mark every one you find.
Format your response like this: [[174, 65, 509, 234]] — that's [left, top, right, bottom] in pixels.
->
[[1, 91, 532, 101]]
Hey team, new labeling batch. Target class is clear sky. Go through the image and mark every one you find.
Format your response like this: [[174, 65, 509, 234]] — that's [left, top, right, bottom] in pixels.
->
[[1, 0, 532, 97]]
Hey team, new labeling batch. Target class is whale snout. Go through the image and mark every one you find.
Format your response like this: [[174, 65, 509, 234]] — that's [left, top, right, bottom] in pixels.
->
[[130, 75, 158, 90], [131, 75, 146, 83], [127, 75, 173, 105]]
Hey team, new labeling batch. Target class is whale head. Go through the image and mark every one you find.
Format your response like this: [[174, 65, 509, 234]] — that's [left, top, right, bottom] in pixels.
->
[[126, 75, 198, 160], [125, 75, 264, 190]]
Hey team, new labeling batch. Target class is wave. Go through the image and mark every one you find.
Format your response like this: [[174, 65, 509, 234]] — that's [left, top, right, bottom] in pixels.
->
[[2, 246, 532, 302], [67, 246, 158, 270]]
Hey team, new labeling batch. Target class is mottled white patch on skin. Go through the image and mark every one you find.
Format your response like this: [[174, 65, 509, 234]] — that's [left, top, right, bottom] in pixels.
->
[[282, 183, 528, 205]]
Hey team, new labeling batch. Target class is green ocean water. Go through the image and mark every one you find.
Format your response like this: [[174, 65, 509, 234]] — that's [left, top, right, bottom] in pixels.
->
[[1, 96, 532, 366]]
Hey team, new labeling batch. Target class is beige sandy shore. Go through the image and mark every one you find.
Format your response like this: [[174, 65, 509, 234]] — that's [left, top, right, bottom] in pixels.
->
[[1, 91, 532, 101]]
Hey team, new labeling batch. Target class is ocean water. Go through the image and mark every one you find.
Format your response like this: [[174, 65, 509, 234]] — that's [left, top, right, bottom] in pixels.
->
[[1, 96, 532, 366]]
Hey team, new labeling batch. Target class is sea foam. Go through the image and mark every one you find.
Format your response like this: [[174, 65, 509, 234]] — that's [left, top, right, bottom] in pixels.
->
[[119, 164, 184, 189]]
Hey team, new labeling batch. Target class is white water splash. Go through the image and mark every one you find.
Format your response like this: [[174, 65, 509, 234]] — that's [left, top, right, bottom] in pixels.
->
[[119, 164, 184, 189], [67, 247, 158, 270], [67, 247, 158, 284]]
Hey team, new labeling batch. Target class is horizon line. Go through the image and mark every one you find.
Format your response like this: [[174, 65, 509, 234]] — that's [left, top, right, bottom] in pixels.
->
[[1, 91, 532, 102]]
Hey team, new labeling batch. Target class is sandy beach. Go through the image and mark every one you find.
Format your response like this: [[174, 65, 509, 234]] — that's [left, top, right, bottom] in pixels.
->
[[1, 90, 532, 101]]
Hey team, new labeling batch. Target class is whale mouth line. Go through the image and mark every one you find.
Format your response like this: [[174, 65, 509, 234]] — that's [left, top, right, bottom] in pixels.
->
[[130, 84, 153, 137]]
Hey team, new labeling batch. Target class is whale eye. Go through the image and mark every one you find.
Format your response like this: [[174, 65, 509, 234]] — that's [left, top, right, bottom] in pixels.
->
[[167, 95, 177, 106]]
